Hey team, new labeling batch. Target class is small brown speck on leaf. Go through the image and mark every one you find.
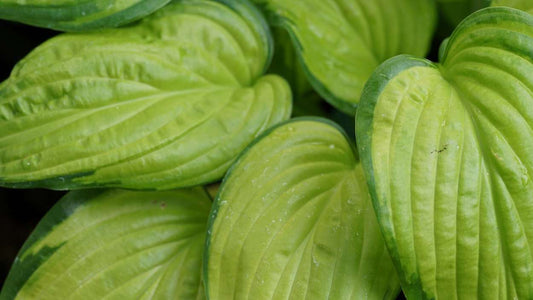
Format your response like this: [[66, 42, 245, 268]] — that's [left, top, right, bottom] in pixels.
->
[[431, 144, 448, 154]]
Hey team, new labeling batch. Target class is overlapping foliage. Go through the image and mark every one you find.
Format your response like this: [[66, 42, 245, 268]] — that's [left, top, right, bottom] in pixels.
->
[[0, 0, 291, 190], [1, 1, 533, 300]]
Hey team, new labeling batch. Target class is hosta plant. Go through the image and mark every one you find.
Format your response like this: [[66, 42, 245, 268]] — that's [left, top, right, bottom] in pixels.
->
[[356, 7, 533, 299], [2, 1, 533, 300]]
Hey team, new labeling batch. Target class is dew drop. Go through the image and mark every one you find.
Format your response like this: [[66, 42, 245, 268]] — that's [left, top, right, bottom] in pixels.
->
[[312, 256, 320, 267], [521, 171, 530, 187], [21, 154, 41, 170]]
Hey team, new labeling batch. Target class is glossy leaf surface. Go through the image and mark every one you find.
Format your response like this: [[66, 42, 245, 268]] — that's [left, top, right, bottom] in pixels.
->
[[205, 119, 399, 299], [253, 0, 436, 114], [0, 188, 211, 299], [0, 0, 291, 190], [356, 7, 533, 299], [0, 0, 171, 32]]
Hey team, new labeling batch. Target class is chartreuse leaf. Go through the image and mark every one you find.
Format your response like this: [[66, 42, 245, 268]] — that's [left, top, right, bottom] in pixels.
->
[[0, 0, 291, 190], [205, 118, 400, 299], [0, 0, 171, 32], [252, 0, 437, 114], [0, 188, 211, 300], [356, 7, 533, 299]]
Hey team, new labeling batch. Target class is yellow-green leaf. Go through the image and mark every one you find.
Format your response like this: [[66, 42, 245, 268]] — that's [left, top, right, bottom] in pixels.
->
[[206, 118, 400, 299], [0, 188, 211, 300], [0, 0, 292, 190]]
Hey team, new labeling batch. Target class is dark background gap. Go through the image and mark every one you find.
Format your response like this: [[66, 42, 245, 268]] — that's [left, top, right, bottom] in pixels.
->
[[0, 20, 63, 286]]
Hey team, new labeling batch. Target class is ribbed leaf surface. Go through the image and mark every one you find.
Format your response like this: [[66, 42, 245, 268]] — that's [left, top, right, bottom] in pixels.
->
[[357, 7, 533, 299], [205, 119, 399, 299], [0, 188, 211, 300], [0, 0, 291, 190], [253, 0, 436, 114], [0, 0, 171, 31]]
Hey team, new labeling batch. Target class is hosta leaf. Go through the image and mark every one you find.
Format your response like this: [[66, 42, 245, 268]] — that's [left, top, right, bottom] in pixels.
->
[[252, 0, 437, 114], [356, 7, 533, 299], [0, 0, 171, 32], [205, 118, 400, 299], [0, 0, 291, 190], [0, 188, 211, 300]]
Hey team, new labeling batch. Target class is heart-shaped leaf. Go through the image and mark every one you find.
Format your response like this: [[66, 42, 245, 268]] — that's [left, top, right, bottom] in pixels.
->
[[356, 7, 533, 299], [0, 188, 211, 299], [0, 0, 292, 190], [252, 0, 437, 114], [0, 0, 171, 32], [205, 118, 400, 299]]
